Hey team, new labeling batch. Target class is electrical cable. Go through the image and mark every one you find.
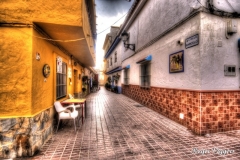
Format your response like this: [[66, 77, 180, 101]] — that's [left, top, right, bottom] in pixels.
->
[[225, 0, 236, 13], [0, 9, 129, 42], [32, 35, 86, 42], [196, 0, 209, 9], [96, 11, 128, 35]]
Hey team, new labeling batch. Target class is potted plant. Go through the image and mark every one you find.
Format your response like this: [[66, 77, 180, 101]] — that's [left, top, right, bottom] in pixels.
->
[[82, 76, 88, 84], [113, 73, 120, 84], [107, 76, 112, 83]]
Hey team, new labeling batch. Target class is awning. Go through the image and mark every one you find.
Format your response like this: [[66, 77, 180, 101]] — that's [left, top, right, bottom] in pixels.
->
[[136, 55, 152, 64], [105, 66, 122, 75], [122, 65, 130, 69], [104, 37, 121, 59]]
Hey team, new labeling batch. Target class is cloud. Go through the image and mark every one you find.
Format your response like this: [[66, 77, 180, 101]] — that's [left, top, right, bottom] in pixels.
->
[[94, 0, 133, 69], [95, 0, 133, 17]]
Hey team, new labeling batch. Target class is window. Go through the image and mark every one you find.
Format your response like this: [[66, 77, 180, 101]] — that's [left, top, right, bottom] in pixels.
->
[[56, 62, 67, 99], [110, 57, 112, 66], [140, 62, 151, 88], [124, 68, 129, 85], [115, 52, 117, 63]]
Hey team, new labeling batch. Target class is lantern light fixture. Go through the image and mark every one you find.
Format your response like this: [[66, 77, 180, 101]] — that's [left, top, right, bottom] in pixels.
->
[[121, 31, 135, 51]]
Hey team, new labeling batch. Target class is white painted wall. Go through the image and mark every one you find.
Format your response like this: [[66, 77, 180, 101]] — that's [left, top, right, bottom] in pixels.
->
[[121, 0, 240, 90], [105, 40, 124, 89], [200, 13, 240, 90], [122, 14, 202, 90], [122, 0, 203, 61], [106, 42, 122, 73]]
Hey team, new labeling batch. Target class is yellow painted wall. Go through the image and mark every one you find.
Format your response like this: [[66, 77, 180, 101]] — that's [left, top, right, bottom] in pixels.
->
[[72, 65, 83, 94], [0, 27, 32, 117], [31, 29, 56, 115], [32, 28, 84, 115], [0, 0, 83, 26]]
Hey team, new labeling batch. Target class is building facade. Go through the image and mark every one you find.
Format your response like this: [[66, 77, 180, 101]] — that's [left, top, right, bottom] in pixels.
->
[[102, 26, 123, 93], [105, 37, 123, 93], [114, 0, 240, 135], [0, 0, 96, 158]]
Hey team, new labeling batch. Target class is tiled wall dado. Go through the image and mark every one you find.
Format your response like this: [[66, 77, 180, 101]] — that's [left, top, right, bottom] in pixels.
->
[[122, 85, 240, 135]]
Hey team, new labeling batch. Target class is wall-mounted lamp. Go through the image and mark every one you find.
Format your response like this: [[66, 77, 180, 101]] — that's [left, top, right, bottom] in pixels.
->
[[69, 78, 72, 85], [177, 39, 184, 45], [121, 31, 135, 51]]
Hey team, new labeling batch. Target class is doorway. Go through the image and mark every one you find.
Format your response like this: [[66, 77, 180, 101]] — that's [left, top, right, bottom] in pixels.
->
[[74, 69, 78, 97]]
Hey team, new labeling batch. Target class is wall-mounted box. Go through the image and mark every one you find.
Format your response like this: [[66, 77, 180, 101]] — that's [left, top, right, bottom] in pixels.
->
[[227, 19, 238, 34], [224, 65, 236, 76]]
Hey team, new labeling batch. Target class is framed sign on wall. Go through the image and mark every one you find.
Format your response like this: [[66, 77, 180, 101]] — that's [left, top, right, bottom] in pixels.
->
[[169, 50, 184, 73]]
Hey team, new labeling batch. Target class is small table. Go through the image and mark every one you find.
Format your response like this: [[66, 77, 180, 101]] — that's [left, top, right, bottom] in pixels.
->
[[61, 98, 86, 125]]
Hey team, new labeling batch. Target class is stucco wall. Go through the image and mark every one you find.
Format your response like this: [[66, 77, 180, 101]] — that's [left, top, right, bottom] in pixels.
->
[[0, 27, 32, 117], [82, 0, 96, 64], [122, 0, 202, 61], [122, 13, 201, 90], [200, 13, 240, 90], [32, 29, 59, 115], [0, 0, 82, 26], [106, 42, 122, 73]]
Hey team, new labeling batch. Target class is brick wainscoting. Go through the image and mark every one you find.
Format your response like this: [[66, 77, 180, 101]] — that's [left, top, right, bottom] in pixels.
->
[[122, 85, 240, 135]]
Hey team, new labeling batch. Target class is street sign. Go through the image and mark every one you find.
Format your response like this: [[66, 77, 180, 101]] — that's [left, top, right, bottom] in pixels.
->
[[185, 34, 199, 49]]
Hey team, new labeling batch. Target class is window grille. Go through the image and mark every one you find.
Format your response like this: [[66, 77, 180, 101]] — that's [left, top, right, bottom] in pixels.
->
[[56, 62, 67, 99], [140, 62, 151, 88], [124, 68, 129, 85], [115, 52, 117, 63]]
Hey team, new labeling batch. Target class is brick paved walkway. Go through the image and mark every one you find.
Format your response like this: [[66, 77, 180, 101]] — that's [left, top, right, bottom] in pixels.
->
[[19, 87, 240, 160]]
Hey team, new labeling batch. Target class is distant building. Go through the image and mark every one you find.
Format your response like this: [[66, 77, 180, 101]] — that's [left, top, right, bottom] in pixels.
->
[[106, 0, 240, 135], [0, 0, 96, 158], [101, 26, 122, 90]]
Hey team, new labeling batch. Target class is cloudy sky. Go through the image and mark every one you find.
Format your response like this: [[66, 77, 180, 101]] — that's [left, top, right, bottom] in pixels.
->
[[94, 0, 134, 69]]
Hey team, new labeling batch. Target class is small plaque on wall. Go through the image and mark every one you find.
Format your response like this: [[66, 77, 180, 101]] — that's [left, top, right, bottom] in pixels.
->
[[185, 34, 199, 49]]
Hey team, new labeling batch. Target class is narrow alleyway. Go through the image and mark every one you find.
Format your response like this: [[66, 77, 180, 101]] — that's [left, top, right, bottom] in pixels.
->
[[22, 87, 240, 160]]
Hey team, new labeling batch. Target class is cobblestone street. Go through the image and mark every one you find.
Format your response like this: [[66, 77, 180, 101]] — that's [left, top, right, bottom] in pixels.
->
[[20, 87, 240, 160]]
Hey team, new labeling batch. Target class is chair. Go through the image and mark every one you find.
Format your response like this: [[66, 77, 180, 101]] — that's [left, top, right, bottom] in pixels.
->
[[54, 101, 78, 132], [68, 94, 83, 124]]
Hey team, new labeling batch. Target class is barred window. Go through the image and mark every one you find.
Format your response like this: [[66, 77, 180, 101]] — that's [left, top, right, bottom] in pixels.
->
[[56, 62, 67, 99], [140, 62, 151, 88], [115, 52, 117, 63], [124, 68, 129, 85]]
